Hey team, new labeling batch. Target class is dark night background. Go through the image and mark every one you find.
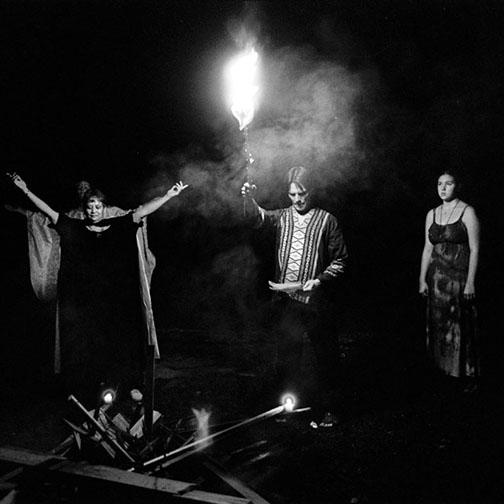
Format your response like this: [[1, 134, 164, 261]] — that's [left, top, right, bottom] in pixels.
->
[[1, 1, 504, 502]]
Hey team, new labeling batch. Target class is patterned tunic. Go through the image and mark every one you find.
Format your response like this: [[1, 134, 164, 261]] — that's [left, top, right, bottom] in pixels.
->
[[258, 205, 347, 303], [426, 206, 479, 377]]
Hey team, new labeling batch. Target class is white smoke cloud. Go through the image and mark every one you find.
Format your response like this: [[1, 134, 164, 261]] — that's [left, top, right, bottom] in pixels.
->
[[144, 7, 378, 218], [251, 48, 361, 180]]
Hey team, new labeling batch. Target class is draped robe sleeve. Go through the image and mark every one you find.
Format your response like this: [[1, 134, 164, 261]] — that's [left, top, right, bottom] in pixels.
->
[[25, 206, 159, 373]]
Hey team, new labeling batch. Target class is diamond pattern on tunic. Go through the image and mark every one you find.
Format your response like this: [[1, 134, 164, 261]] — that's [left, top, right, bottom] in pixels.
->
[[284, 210, 313, 283]]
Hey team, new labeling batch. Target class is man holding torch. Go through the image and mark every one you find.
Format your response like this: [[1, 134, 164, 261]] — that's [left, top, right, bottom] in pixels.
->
[[241, 166, 348, 427]]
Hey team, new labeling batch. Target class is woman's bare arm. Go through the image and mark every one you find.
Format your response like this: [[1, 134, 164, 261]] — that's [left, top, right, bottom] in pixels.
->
[[462, 206, 480, 298], [419, 209, 434, 295], [132, 181, 188, 220], [6, 172, 59, 224]]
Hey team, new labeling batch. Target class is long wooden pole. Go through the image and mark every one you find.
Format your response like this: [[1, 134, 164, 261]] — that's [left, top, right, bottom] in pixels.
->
[[136, 405, 285, 472], [143, 344, 155, 439]]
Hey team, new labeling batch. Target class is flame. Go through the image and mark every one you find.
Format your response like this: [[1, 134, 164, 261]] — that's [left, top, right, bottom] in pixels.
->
[[102, 392, 114, 405], [281, 393, 296, 412], [225, 47, 260, 130], [100, 388, 116, 405], [191, 408, 211, 450]]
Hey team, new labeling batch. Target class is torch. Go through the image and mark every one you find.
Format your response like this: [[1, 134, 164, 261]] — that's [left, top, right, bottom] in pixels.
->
[[225, 46, 260, 214]]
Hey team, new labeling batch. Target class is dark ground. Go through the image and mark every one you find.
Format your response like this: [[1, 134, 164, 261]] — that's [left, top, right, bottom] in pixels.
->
[[1, 292, 503, 503]]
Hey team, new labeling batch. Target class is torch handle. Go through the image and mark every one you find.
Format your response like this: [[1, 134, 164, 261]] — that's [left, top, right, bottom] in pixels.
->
[[242, 127, 253, 216], [243, 127, 253, 183]]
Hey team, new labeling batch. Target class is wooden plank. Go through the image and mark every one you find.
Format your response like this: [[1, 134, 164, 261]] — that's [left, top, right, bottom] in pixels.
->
[[143, 344, 156, 439], [0, 488, 17, 504], [0, 447, 251, 504], [202, 459, 271, 504], [0, 481, 17, 491], [0, 467, 24, 482], [0, 447, 66, 467], [57, 461, 192, 492], [55, 461, 250, 503]]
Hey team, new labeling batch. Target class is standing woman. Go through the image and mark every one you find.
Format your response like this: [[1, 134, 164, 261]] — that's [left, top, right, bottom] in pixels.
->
[[8, 172, 188, 402], [419, 171, 480, 385]]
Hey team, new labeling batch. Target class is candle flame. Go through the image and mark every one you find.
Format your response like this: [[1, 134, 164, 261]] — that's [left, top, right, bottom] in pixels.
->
[[101, 388, 116, 405], [225, 47, 260, 130], [102, 392, 114, 404], [281, 393, 296, 412]]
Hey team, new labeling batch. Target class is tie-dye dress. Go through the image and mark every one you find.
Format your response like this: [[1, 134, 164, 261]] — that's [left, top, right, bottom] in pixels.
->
[[426, 206, 479, 377]]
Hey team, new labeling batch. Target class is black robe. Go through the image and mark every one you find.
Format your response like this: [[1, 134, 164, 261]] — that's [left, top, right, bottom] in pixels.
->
[[54, 213, 145, 401]]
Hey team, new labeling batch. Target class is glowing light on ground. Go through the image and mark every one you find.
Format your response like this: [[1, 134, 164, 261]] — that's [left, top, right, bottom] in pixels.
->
[[101, 389, 115, 405], [281, 393, 296, 412]]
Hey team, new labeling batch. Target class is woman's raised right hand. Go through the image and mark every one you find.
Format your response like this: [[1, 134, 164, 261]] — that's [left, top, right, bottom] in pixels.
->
[[6, 172, 28, 193]]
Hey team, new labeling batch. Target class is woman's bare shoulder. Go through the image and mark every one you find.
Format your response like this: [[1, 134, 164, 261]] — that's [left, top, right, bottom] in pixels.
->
[[425, 208, 435, 220], [461, 202, 477, 220]]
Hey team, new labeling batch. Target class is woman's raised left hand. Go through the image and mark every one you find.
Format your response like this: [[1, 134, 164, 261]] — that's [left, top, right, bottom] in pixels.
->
[[167, 181, 188, 199]]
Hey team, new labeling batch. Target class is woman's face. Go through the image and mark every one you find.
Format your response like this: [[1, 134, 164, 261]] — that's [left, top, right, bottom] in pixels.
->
[[437, 174, 457, 202], [85, 197, 104, 222]]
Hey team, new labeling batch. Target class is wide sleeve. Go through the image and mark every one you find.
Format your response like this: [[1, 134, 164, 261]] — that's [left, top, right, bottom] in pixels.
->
[[103, 205, 129, 218], [26, 211, 60, 301], [317, 214, 348, 283], [256, 206, 284, 228], [53, 213, 73, 236]]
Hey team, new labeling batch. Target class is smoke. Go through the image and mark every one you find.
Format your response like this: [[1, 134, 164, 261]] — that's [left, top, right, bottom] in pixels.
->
[[145, 144, 246, 224], [179, 243, 263, 337], [145, 46, 371, 219], [226, 2, 262, 51], [246, 45, 365, 203], [142, 9, 395, 338], [191, 407, 211, 450]]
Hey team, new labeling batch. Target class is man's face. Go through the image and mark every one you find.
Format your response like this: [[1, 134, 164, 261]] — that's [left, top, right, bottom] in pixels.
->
[[85, 197, 104, 222], [288, 182, 311, 214]]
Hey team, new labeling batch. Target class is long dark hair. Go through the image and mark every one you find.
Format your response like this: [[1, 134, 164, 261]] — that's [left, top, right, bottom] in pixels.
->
[[438, 169, 463, 195]]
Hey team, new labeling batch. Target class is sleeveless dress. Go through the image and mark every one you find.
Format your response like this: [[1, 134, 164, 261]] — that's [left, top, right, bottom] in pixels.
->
[[426, 205, 479, 377]]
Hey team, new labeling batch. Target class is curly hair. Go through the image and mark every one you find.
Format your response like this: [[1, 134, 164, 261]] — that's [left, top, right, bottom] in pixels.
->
[[83, 187, 107, 206]]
